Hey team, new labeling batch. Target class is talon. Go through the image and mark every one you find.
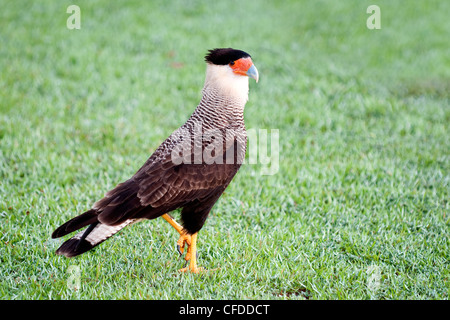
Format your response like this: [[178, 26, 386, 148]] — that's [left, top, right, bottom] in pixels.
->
[[160, 215, 205, 274], [177, 232, 203, 273], [176, 232, 191, 256]]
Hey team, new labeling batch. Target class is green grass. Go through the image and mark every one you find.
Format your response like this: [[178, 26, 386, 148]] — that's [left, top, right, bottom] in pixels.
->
[[1, 0, 449, 299]]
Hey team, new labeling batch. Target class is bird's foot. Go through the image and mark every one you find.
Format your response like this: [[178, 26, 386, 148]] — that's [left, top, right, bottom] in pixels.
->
[[160, 215, 204, 273], [178, 246, 204, 273], [179, 266, 205, 274], [176, 232, 192, 257], [176, 232, 204, 273]]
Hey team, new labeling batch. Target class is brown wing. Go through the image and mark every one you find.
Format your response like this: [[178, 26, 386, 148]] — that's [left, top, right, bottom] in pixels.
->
[[137, 132, 244, 207], [94, 132, 246, 226]]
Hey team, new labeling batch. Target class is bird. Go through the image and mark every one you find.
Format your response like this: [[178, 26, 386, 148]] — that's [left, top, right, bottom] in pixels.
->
[[51, 48, 259, 273]]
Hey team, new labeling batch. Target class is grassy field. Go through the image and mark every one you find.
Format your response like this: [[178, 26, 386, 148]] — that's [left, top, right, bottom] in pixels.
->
[[1, 0, 449, 300]]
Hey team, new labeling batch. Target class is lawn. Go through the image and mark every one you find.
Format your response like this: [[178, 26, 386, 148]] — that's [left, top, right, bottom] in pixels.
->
[[0, 0, 449, 300]]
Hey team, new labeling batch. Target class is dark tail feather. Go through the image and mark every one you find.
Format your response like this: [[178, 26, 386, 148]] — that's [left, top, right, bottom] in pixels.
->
[[54, 219, 138, 258], [54, 232, 97, 258], [52, 209, 98, 239]]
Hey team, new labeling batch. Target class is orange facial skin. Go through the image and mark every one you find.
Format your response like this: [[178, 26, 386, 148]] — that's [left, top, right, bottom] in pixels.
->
[[230, 57, 254, 76]]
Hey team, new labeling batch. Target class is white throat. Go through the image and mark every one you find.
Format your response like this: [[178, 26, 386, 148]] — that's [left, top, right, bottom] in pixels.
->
[[203, 63, 249, 104]]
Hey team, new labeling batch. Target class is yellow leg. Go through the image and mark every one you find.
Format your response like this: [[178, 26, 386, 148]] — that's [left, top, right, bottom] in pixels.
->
[[161, 213, 190, 254], [178, 232, 204, 274], [161, 213, 203, 273], [161, 213, 183, 234]]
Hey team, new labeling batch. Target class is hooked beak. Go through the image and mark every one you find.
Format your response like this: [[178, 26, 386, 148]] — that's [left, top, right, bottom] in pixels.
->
[[246, 64, 259, 83]]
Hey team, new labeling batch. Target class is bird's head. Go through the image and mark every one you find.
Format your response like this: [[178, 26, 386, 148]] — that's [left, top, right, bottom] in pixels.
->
[[203, 48, 258, 102]]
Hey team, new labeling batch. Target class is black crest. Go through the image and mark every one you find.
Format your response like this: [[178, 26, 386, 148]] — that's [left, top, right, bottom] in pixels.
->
[[205, 48, 251, 65]]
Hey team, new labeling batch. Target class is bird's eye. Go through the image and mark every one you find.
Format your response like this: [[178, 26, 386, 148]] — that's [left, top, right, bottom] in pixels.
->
[[229, 61, 235, 66]]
